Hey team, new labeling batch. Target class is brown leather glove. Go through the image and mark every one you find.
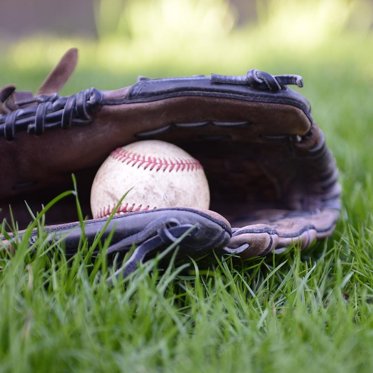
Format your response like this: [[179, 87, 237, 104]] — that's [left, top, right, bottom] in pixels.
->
[[0, 48, 341, 275]]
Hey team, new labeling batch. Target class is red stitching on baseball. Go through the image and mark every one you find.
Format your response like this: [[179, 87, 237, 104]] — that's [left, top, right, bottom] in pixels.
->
[[110, 148, 202, 172], [95, 202, 156, 219]]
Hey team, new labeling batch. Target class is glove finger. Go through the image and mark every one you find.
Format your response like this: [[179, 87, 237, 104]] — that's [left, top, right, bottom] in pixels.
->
[[226, 208, 339, 257]]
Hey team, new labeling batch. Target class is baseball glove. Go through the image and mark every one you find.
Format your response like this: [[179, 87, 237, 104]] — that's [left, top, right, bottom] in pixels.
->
[[0, 48, 341, 276]]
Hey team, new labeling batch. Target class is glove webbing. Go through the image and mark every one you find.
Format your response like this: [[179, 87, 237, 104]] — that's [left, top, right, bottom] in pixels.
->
[[0, 88, 102, 140]]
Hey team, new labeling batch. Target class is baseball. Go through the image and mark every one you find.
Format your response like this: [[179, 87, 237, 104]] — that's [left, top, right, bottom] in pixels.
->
[[90, 140, 210, 218]]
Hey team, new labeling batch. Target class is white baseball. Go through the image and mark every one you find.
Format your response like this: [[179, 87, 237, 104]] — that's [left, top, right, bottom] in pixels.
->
[[90, 140, 210, 218]]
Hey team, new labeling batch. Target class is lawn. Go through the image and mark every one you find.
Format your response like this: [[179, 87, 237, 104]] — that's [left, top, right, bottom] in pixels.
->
[[0, 21, 373, 373]]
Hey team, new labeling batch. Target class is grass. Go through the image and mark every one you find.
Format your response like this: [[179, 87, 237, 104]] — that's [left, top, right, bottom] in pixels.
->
[[1, 235, 373, 372], [1, 23, 373, 373]]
